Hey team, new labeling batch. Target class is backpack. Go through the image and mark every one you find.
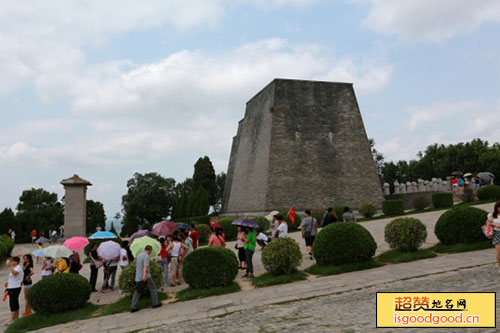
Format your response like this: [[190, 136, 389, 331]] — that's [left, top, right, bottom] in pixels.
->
[[69, 254, 82, 273]]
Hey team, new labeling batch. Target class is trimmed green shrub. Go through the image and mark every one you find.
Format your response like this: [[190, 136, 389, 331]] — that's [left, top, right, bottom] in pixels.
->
[[176, 216, 211, 226], [195, 224, 211, 245], [118, 261, 163, 296], [313, 223, 377, 265], [384, 218, 427, 252], [359, 203, 377, 218], [382, 200, 404, 216], [182, 247, 238, 289], [312, 209, 326, 224], [477, 185, 500, 201], [254, 217, 270, 231], [0, 234, 14, 257], [218, 218, 237, 241], [412, 196, 431, 210], [432, 192, 453, 208], [434, 206, 488, 245], [261, 238, 302, 275], [461, 188, 476, 203], [278, 210, 302, 232], [28, 274, 91, 314]]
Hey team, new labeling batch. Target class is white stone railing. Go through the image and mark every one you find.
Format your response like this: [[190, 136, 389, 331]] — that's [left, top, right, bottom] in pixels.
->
[[383, 177, 479, 195]]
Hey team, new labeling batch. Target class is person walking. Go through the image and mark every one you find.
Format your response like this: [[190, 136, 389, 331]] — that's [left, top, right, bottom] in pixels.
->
[[89, 244, 101, 292], [235, 226, 247, 270], [343, 207, 357, 222], [21, 254, 34, 316], [321, 208, 338, 227], [167, 236, 188, 286], [208, 228, 226, 247], [487, 201, 500, 274], [120, 241, 130, 270], [158, 237, 169, 286], [273, 215, 288, 239], [30, 230, 37, 245], [8, 229, 16, 242], [101, 259, 118, 292], [50, 229, 58, 243], [4, 257, 22, 323], [130, 245, 161, 313], [243, 227, 256, 278], [300, 210, 318, 260]]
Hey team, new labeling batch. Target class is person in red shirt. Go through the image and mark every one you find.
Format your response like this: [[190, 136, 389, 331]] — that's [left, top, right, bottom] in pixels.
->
[[158, 237, 170, 286], [189, 223, 199, 250], [30, 230, 37, 244]]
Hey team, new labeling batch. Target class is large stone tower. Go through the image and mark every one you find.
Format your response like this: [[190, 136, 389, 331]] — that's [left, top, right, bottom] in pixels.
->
[[61, 174, 92, 237], [222, 79, 383, 215]]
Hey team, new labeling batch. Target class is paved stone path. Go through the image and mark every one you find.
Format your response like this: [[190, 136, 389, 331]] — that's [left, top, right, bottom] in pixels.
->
[[35, 248, 498, 332], [144, 264, 500, 333]]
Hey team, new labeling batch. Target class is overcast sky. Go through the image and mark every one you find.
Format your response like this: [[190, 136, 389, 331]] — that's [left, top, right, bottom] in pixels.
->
[[1, 0, 499, 217]]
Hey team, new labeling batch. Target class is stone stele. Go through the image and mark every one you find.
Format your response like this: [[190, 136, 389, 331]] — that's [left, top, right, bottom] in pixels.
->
[[222, 78, 383, 215], [60, 174, 92, 237]]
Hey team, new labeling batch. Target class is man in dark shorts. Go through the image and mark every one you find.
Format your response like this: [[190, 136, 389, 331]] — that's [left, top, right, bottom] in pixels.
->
[[300, 210, 318, 260]]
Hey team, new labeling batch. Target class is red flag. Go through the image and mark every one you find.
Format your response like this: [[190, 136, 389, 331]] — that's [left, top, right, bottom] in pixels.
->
[[287, 206, 296, 225]]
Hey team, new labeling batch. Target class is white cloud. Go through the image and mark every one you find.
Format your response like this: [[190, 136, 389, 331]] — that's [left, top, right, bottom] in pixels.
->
[[378, 100, 500, 161], [362, 0, 500, 42]]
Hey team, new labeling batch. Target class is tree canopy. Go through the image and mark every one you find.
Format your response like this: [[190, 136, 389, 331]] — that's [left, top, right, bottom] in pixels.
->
[[121, 172, 176, 236], [16, 188, 64, 242], [193, 156, 217, 205], [378, 139, 500, 188], [86, 200, 106, 234]]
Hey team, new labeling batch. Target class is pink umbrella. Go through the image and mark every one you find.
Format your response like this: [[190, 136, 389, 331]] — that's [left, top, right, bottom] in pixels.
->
[[152, 221, 177, 236], [97, 240, 121, 261], [63, 237, 89, 251]]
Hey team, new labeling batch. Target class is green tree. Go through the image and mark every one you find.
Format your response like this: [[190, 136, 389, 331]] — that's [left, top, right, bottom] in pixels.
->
[[193, 156, 217, 205], [0, 208, 20, 236], [16, 188, 64, 242], [214, 172, 226, 213], [369, 138, 385, 183], [121, 172, 176, 236], [379, 139, 500, 186], [86, 200, 106, 234]]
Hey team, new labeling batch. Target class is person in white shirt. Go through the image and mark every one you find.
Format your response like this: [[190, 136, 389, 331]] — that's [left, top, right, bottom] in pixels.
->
[[256, 229, 269, 249], [273, 215, 288, 239], [41, 258, 53, 278], [120, 246, 129, 269], [5, 257, 22, 323], [487, 201, 500, 274]]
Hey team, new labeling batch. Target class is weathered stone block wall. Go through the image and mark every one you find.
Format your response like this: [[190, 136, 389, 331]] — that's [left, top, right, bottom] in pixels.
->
[[223, 79, 383, 214], [222, 82, 275, 213]]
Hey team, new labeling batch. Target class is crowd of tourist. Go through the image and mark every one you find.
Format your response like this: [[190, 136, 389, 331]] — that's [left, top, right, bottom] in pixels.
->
[[4, 200, 500, 321]]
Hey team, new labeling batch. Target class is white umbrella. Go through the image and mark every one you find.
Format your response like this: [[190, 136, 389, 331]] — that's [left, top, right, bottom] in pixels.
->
[[97, 241, 121, 261], [43, 245, 73, 258]]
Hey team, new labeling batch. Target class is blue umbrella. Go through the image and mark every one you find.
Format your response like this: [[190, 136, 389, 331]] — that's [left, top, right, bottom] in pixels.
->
[[32, 249, 46, 257], [89, 231, 117, 240], [176, 222, 194, 230], [232, 218, 259, 228]]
